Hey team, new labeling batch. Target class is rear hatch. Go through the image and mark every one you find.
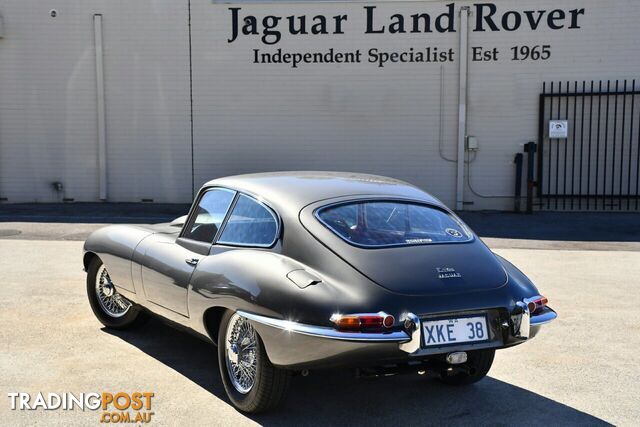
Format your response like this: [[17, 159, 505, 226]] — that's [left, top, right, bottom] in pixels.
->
[[300, 198, 507, 296]]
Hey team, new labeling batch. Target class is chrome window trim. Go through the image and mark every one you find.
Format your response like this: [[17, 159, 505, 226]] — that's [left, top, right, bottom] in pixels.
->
[[215, 193, 281, 249], [238, 310, 410, 343], [313, 198, 475, 249]]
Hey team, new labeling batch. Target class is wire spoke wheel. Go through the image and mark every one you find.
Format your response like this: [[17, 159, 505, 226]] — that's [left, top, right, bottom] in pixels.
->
[[225, 313, 259, 394], [94, 265, 132, 318]]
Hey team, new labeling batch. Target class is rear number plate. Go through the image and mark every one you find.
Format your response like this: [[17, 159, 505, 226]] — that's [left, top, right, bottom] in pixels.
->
[[422, 315, 488, 347]]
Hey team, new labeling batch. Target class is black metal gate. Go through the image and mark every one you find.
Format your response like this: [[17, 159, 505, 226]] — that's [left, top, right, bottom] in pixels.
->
[[537, 79, 640, 211]]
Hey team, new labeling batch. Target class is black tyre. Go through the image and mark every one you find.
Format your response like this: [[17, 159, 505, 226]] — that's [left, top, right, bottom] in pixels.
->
[[438, 349, 495, 386], [218, 311, 291, 413], [86, 256, 147, 329]]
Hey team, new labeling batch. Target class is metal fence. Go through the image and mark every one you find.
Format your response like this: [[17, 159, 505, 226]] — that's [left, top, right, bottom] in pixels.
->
[[537, 79, 640, 211]]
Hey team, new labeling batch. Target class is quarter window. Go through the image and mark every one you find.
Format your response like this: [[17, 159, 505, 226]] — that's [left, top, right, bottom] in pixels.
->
[[182, 188, 235, 243], [218, 194, 278, 247]]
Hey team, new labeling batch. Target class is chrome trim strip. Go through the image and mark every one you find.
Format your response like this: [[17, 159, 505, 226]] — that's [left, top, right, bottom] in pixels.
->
[[237, 310, 410, 343]]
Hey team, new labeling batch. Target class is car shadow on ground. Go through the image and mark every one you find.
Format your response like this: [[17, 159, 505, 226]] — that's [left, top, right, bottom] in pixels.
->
[[104, 318, 611, 426]]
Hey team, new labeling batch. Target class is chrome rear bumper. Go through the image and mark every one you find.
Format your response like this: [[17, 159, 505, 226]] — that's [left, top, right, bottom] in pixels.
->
[[239, 310, 411, 343], [239, 310, 411, 368], [513, 295, 558, 339], [238, 298, 556, 369]]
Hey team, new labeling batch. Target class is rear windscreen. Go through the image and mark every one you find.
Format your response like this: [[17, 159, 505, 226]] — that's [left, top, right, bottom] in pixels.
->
[[316, 201, 472, 247]]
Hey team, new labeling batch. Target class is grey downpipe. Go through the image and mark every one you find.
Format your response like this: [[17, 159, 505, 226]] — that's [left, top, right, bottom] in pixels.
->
[[456, 6, 470, 211], [93, 14, 107, 201]]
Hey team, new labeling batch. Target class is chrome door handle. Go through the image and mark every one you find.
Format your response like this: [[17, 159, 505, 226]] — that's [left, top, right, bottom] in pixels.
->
[[185, 258, 199, 266]]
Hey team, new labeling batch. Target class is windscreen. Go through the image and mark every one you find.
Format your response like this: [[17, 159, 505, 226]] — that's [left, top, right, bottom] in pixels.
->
[[316, 201, 472, 247]]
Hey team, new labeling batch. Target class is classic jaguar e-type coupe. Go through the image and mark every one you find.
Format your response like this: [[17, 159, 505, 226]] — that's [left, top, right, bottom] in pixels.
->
[[83, 172, 556, 413]]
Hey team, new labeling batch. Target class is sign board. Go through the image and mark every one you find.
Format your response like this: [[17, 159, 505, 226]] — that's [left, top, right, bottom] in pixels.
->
[[549, 120, 568, 139], [224, 4, 586, 69]]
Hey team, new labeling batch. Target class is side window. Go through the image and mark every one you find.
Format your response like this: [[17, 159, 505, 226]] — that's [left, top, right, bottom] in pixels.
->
[[182, 189, 235, 243], [218, 194, 278, 247]]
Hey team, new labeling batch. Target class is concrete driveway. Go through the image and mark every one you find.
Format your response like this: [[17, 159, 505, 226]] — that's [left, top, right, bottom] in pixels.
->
[[1, 215, 639, 426]]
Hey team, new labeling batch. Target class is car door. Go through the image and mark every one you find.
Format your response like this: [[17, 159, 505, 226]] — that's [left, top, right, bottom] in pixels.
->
[[141, 188, 236, 316]]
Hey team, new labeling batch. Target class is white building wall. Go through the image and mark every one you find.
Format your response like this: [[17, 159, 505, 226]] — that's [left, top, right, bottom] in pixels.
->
[[98, 1, 192, 203], [191, 0, 461, 207], [0, 0, 639, 209], [0, 2, 100, 202], [463, 0, 640, 209], [0, 0, 191, 203]]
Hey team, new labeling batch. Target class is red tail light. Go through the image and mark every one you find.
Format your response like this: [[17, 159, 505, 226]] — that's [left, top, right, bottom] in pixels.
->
[[527, 296, 548, 314], [330, 312, 395, 332]]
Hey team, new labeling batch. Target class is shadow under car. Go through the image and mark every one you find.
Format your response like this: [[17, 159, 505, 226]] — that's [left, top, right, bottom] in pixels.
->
[[104, 318, 611, 426]]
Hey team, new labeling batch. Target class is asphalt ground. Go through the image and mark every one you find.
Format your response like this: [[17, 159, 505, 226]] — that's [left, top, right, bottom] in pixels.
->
[[1, 206, 639, 426]]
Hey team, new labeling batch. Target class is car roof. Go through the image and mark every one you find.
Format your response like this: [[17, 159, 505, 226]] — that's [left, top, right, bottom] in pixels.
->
[[203, 171, 442, 212]]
